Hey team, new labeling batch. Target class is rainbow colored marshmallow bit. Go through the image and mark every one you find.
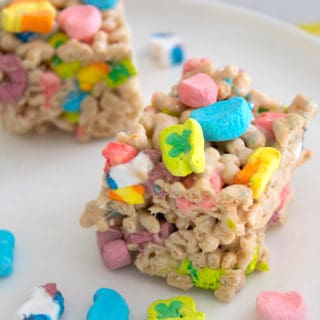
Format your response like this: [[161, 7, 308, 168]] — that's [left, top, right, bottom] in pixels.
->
[[149, 32, 185, 67], [17, 283, 64, 320], [80, 58, 317, 302], [1, 0, 56, 34], [0, 0, 143, 141]]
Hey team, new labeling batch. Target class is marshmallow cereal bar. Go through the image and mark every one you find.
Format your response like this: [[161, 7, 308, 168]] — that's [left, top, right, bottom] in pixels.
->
[[80, 58, 317, 301], [0, 0, 143, 141]]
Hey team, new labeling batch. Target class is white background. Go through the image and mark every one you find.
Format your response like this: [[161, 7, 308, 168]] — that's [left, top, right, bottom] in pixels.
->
[[223, 0, 320, 23]]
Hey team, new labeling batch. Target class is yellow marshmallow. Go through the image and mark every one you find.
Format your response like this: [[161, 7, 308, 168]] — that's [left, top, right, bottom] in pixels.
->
[[108, 185, 145, 205], [159, 118, 205, 177], [77, 63, 110, 92], [234, 147, 281, 199], [1, 0, 56, 34]]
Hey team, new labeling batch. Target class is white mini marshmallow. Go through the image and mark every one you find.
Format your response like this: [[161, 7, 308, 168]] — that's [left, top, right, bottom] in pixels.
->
[[149, 33, 185, 67], [17, 287, 60, 320], [108, 152, 154, 189]]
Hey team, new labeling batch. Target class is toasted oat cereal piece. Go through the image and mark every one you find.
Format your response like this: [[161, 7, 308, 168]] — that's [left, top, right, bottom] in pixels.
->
[[0, 0, 143, 141], [80, 57, 317, 301]]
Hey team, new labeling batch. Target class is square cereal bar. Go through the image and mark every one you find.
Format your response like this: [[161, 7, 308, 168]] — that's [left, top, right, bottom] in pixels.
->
[[80, 58, 317, 301], [0, 0, 143, 141]]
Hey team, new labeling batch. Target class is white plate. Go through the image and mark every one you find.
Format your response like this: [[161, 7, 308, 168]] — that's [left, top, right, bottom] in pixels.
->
[[1, 0, 319, 319]]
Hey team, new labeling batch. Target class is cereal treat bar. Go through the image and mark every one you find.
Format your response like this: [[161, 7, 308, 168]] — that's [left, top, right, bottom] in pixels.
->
[[0, 0, 143, 141], [80, 58, 317, 301]]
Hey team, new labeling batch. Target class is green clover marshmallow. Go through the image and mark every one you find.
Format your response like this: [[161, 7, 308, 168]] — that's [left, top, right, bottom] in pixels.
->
[[147, 296, 206, 320], [159, 118, 205, 177]]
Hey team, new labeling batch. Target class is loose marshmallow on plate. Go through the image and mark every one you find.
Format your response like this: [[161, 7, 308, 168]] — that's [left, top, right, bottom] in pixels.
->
[[148, 295, 206, 320], [87, 288, 129, 320], [256, 291, 306, 320], [17, 283, 64, 320], [0, 229, 15, 277], [149, 33, 185, 67]]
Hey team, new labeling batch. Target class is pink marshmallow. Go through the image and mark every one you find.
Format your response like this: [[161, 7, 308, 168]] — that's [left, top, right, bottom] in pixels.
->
[[176, 196, 215, 213], [178, 73, 218, 108], [256, 291, 306, 320], [270, 182, 291, 224], [76, 125, 86, 140], [159, 221, 175, 239], [125, 231, 154, 246], [182, 174, 196, 189], [270, 211, 280, 224], [102, 239, 131, 270], [278, 182, 291, 210], [42, 283, 58, 298], [103, 161, 110, 174], [176, 197, 193, 213], [58, 5, 102, 41], [152, 233, 163, 245], [198, 196, 215, 210], [254, 112, 287, 140], [40, 72, 61, 109], [0, 54, 27, 103], [182, 57, 211, 74], [97, 227, 123, 254], [102, 142, 138, 166], [209, 172, 223, 193], [125, 230, 167, 247]]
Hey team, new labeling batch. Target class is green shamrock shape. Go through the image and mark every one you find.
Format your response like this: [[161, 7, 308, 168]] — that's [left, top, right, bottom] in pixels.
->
[[166, 129, 192, 158], [159, 118, 206, 177], [155, 300, 183, 319], [148, 295, 206, 320]]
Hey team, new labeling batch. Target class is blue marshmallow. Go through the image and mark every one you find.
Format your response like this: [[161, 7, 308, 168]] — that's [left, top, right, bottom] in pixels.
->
[[63, 87, 89, 113], [17, 283, 64, 320], [190, 96, 253, 141], [149, 33, 185, 67], [16, 32, 37, 43], [84, 0, 119, 10], [171, 45, 184, 65], [87, 288, 129, 320], [0, 229, 15, 277]]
